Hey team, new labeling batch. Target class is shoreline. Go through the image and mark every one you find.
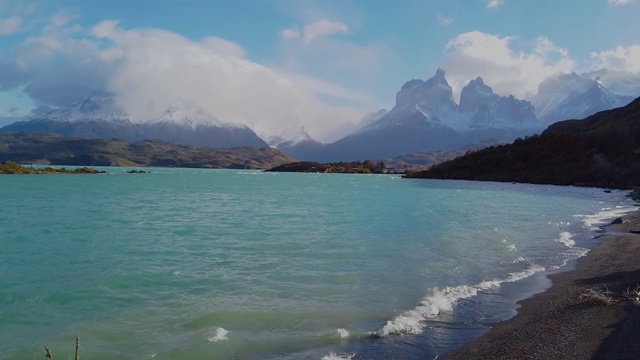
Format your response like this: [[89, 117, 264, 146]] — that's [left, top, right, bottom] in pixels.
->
[[444, 209, 640, 359]]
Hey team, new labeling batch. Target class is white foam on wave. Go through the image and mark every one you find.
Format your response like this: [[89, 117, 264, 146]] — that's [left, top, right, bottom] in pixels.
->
[[336, 328, 349, 339], [207, 327, 229, 342], [555, 231, 576, 248], [321, 352, 355, 360], [576, 205, 638, 231], [376, 265, 545, 337]]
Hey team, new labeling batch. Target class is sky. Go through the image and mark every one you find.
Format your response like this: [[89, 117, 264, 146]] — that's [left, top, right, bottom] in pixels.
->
[[0, 0, 639, 142]]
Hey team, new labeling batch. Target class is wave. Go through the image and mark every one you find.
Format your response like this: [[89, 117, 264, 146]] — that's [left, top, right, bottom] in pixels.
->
[[321, 353, 355, 360], [375, 265, 545, 337], [555, 231, 576, 248], [576, 205, 638, 231], [207, 327, 229, 343], [336, 328, 349, 339]]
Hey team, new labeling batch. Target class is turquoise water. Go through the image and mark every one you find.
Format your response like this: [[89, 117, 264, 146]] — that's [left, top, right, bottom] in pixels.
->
[[0, 168, 636, 359]]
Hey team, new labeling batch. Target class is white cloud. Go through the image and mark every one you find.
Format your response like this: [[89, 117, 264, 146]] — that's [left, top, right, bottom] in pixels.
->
[[443, 31, 575, 99], [85, 21, 364, 142], [1, 14, 372, 143], [0, 15, 22, 35], [487, 0, 504, 9], [279, 28, 301, 41], [437, 15, 454, 26], [280, 19, 348, 44], [589, 44, 640, 73], [608, 0, 635, 6]]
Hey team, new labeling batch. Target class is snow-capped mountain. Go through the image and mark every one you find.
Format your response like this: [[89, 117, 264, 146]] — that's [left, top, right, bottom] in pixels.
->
[[140, 102, 268, 148], [306, 69, 541, 162], [150, 100, 225, 129], [27, 95, 131, 123], [1, 95, 137, 139], [353, 70, 540, 137], [582, 69, 640, 99], [249, 117, 326, 160], [253, 116, 314, 148], [458, 77, 541, 141], [0, 96, 268, 149], [531, 72, 634, 125]]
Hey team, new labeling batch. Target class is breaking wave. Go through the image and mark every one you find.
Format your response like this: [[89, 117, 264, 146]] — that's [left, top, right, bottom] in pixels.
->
[[207, 327, 229, 343], [576, 205, 638, 231], [336, 328, 349, 339], [555, 231, 576, 248], [376, 265, 545, 337]]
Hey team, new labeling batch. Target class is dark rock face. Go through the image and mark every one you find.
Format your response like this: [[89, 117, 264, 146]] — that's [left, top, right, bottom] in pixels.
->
[[459, 77, 498, 113]]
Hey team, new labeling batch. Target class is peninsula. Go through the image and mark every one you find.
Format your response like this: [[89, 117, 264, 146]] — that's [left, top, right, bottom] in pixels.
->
[[0, 161, 103, 174]]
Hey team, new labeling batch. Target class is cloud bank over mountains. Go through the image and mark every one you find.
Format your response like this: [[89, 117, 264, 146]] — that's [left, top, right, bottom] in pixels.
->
[[4, 17, 371, 142], [0, 1, 639, 143]]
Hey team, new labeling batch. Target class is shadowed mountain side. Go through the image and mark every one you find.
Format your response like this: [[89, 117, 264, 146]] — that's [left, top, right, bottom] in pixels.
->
[[404, 97, 640, 188], [0, 132, 295, 169], [313, 122, 465, 163]]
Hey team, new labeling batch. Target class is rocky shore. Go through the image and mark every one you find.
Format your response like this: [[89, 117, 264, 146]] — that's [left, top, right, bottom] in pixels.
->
[[444, 209, 640, 359]]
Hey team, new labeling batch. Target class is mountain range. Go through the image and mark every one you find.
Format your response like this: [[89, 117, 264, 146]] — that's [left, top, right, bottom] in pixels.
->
[[271, 69, 635, 162], [0, 69, 636, 164], [0, 96, 268, 149]]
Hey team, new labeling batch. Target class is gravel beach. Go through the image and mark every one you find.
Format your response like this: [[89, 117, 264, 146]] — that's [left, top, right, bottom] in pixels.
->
[[444, 209, 640, 360]]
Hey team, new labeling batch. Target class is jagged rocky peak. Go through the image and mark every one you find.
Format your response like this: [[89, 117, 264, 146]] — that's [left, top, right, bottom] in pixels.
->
[[395, 68, 456, 110], [494, 95, 537, 124], [425, 67, 449, 87], [459, 77, 499, 112]]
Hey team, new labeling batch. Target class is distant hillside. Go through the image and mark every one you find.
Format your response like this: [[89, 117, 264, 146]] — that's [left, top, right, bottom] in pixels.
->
[[382, 139, 507, 170], [0, 132, 295, 169], [405, 97, 640, 188]]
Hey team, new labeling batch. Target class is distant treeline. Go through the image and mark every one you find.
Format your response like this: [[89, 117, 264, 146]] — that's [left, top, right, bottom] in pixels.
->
[[267, 160, 387, 173]]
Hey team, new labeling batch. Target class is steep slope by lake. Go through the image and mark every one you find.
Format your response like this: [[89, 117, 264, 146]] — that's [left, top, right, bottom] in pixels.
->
[[405, 97, 640, 188]]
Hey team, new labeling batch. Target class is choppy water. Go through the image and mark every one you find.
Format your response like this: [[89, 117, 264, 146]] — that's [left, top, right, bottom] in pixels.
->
[[0, 168, 636, 359]]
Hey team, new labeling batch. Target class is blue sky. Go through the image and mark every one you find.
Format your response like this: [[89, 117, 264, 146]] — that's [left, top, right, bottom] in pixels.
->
[[0, 0, 639, 141]]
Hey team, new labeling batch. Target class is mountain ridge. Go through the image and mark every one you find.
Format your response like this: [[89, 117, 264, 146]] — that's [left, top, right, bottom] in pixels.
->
[[0, 132, 293, 169], [1, 96, 268, 149]]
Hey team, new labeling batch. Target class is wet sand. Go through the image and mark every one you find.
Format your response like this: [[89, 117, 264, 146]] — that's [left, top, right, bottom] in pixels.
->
[[445, 210, 640, 360]]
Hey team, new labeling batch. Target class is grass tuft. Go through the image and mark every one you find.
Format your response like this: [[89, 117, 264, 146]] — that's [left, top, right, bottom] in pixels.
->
[[578, 289, 616, 306]]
